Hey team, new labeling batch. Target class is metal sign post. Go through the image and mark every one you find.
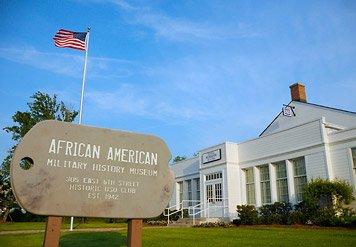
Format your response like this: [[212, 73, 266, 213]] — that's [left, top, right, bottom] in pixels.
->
[[70, 27, 91, 231]]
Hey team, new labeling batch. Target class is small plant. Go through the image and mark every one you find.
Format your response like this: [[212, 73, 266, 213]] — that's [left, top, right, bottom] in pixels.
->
[[194, 221, 233, 228], [145, 220, 167, 226]]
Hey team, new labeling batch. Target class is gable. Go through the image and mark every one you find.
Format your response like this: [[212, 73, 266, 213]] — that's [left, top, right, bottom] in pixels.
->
[[260, 101, 356, 137]]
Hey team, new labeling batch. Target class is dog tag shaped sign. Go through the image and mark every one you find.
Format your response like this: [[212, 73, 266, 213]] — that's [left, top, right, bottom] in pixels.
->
[[11, 120, 174, 218]]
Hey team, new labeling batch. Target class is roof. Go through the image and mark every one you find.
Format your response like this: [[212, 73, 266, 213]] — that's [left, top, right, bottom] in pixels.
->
[[259, 101, 356, 137], [303, 102, 356, 115]]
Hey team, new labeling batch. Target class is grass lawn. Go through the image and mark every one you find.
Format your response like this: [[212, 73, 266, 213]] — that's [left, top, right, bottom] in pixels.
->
[[0, 221, 127, 232], [0, 226, 355, 246]]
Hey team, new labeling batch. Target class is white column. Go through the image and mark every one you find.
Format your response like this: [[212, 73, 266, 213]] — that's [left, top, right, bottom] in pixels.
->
[[240, 169, 247, 205], [201, 173, 206, 217], [254, 166, 262, 207], [286, 160, 296, 204], [269, 163, 278, 203], [183, 180, 188, 208], [193, 178, 197, 201], [222, 168, 227, 217], [175, 182, 180, 210], [200, 173, 204, 203], [320, 117, 334, 179], [236, 167, 241, 205]]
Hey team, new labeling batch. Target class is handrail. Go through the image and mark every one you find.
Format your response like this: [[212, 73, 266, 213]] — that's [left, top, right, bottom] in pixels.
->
[[164, 198, 229, 226], [164, 200, 200, 216], [188, 201, 203, 215], [163, 202, 181, 216], [164, 200, 200, 225], [190, 198, 229, 225]]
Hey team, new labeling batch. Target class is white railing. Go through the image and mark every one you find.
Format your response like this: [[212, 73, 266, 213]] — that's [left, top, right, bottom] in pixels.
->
[[164, 198, 229, 226], [189, 198, 229, 225], [164, 200, 200, 225]]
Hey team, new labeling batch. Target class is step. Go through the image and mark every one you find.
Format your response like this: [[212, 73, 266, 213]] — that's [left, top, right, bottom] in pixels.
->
[[169, 218, 205, 227], [168, 217, 233, 227]]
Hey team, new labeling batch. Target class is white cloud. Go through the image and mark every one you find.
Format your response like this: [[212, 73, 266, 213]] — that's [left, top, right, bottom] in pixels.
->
[[100, 0, 260, 42], [86, 83, 209, 122], [0, 46, 138, 79], [0, 46, 81, 77]]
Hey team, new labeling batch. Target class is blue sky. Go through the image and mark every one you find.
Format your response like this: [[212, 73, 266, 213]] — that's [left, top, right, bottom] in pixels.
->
[[1, 1, 356, 161]]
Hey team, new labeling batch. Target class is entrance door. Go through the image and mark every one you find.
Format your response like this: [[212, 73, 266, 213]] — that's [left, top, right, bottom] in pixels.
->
[[206, 182, 224, 218]]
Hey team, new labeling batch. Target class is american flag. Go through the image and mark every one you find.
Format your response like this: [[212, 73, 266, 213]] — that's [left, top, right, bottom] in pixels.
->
[[53, 29, 87, 51]]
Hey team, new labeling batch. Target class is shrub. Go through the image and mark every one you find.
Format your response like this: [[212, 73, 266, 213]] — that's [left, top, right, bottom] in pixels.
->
[[290, 201, 315, 225], [259, 202, 292, 224], [289, 211, 306, 225], [235, 179, 355, 227], [303, 179, 354, 210], [312, 207, 340, 226], [9, 209, 46, 222], [337, 207, 356, 227], [302, 179, 354, 226], [232, 218, 241, 226], [104, 218, 127, 223], [236, 205, 259, 225]]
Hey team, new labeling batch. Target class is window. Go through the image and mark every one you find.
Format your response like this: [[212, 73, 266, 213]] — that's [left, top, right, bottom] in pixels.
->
[[245, 168, 255, 205], [178, 181, 183, 203], [206, 172, 222, 181], [260, 165, 271, 204], [187, 180, 192, 206], [352, 148, 356, 174], [195, 178, 200, 202], [291, 157, 307, 202], [274, 161, 289, 203], [206, 183, 222, 203], [206, 184, 213, 202], [215, 183, 222, 202]]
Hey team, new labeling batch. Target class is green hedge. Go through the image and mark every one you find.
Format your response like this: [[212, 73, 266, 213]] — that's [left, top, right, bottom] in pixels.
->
[[235, 179, 356, 227], [235, 202, 356, 227]]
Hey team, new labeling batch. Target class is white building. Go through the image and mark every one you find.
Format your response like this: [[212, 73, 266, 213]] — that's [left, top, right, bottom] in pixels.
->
[[168, 83, 356, 221]]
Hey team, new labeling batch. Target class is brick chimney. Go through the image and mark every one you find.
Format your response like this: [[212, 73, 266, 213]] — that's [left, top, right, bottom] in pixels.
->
[[290, 82, 307, 102]]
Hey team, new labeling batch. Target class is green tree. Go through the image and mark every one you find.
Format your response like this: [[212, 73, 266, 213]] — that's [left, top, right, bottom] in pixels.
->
[[173, 155, 186, 162], [0, 92, 78, 222]]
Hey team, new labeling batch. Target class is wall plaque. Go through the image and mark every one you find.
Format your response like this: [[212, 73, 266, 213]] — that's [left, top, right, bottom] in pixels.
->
[[10, 120, 174, 218], [202, 149, 221, 164]]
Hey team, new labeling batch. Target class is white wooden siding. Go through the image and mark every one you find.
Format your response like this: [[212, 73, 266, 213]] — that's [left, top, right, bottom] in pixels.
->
[[239, 119, 323, 163], [305, 151, 327, 179], [329, 147, 353, 183], [328, 128, 356, 185], [170, 157, 199, 179]]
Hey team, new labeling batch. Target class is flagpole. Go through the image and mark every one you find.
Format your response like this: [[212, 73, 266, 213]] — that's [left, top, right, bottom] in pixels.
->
[[70, 27, 90, 231], [78, 27, 90, 124]]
